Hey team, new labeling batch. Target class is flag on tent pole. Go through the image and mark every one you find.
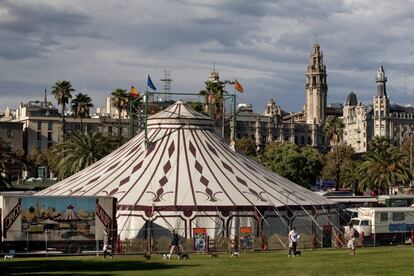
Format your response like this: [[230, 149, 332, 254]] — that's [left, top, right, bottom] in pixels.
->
[[130, 86, 139, 98], [233, 80, 244, 93], [147, 75, 157, 91]]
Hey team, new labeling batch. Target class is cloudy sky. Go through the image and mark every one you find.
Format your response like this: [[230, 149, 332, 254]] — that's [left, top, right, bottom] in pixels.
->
[[1, 0, 414, 113]]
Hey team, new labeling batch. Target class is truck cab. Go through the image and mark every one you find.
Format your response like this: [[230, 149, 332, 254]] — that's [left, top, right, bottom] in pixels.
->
[[350, 218, 372, 236]]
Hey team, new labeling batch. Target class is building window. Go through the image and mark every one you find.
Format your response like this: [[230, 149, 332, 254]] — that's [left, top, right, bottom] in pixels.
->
[[48, 141, 53, 149], [380, 213, 388, 221], [6, 142, 12, 149], [108, 126, 112, 134], [37, 121, 42, 130], [7, 129, 12, 138], [48, 121, 53, 130], [48, 132, 52, 141], [393, 212, 404, 221], [37, 132, 41, 141]]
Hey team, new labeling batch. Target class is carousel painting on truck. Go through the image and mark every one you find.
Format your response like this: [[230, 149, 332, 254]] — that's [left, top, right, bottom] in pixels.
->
[[21, 197, 96, 240]]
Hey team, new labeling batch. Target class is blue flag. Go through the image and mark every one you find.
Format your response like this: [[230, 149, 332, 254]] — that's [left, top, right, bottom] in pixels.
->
[[147, 75, 156, 91]]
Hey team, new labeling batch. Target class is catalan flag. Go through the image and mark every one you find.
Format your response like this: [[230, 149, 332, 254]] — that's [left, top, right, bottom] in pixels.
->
[[234, 80, 244, 93], [130, 86, 139, 98]]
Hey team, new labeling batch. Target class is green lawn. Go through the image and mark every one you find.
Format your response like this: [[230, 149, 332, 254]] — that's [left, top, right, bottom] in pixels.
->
[[2, 246, 414, 276]]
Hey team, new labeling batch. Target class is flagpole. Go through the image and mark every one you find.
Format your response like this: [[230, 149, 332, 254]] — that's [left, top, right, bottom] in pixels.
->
[[144, 83, 149, 148], [129, 92, 134, 139]]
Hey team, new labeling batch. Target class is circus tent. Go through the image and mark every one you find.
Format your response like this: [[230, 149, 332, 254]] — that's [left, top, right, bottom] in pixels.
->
[[55, 204, 80, 222], [38, 102, 336, 241]]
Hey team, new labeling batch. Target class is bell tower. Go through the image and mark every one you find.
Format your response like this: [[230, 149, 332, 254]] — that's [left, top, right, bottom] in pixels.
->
[[373, 63, 390, 138], [305, 43, 327, 125]]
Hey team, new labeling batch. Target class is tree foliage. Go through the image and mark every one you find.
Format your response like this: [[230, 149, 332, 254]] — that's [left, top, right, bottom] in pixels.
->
[[199, 80, 225, 122], [52, 80, 75, 139], [48, 131, 117, 179], [71, 93, 93, 131], [260, 142, 321, 188], [321, 144, 355, 181], [359, 145, 411, 194], [111, 88, 128, 146], [235, 137, 256, 157], [323, 116, 345, 190], [340, 160, 363, 194]]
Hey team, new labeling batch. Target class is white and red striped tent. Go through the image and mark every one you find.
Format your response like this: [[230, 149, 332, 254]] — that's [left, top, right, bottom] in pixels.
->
[[38, 102, 334, 239], [55, 205, 80, 222]]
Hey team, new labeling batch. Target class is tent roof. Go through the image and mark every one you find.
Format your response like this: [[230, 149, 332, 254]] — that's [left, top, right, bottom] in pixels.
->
[[38, 102, 332, 210]]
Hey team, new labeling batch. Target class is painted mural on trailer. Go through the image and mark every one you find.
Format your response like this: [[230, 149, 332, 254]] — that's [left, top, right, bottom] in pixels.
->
[[21, 197, 96, 240]]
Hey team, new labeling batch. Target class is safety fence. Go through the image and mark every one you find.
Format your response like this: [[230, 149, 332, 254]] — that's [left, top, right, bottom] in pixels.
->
[[2, 226, 413, 256]]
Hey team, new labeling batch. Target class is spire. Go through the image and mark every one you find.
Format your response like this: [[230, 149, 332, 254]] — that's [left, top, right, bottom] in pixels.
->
[[376, 62, 387, 97], [209, 63, 219, 83]]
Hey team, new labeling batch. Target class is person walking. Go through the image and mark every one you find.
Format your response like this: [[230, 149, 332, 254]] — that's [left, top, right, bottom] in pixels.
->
[[168, 230, 184, 258], [103, 229, 113, 259], [288, 227, 299, 257], [347, 223, 356, 256]]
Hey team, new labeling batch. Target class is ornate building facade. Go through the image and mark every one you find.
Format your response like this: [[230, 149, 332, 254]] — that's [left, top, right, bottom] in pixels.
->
[[234, 43, 336, 149], [343, 64, 414, 152]]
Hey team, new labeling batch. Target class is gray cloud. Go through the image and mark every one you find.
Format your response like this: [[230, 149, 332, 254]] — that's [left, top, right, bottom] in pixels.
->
[[1, 0, 414, 114]]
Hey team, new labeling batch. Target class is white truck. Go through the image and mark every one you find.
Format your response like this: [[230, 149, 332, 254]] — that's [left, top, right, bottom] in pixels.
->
[[348, 207, 414, 245]]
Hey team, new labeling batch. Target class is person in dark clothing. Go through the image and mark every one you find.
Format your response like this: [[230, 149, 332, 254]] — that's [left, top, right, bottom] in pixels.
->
[[168, 230, 184, 258]]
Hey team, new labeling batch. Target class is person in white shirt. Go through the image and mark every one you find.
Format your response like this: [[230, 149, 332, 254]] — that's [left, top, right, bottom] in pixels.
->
[[347, 223, 356, 256], [288, 227, 299, 257]]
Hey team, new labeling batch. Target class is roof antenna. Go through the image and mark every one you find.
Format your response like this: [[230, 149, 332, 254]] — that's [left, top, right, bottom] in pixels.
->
[[44, 89, 47, 107]]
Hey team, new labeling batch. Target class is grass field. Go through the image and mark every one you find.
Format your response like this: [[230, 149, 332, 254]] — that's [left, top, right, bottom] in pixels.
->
[[2, 246, 414, 276]]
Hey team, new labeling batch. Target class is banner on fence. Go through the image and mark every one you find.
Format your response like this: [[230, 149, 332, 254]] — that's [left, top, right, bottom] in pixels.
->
[[193, 228, 207, 252], [239, 227, 253, 250]]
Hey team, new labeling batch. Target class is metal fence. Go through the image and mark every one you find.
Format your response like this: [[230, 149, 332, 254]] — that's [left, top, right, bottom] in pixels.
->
[[2, 226, 413, 256]]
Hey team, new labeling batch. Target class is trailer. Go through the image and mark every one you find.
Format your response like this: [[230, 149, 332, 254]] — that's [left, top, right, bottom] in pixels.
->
[[377, 195, 414, 207], [0, 193, 117, 254], [348, 207, 414, 245]]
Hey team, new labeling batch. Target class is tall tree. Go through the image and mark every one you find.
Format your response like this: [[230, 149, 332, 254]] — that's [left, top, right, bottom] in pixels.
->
[[111, 88, 128, 146], [199, 80, 225, 121], [360, 146, 411, 195], [322, 144, 355, 183], [71, 93, 93, 131], [52, 80, 75, 140], [341, 160, 362, 195], [323, 116, 345, 190], [48, 131, 117, 179]]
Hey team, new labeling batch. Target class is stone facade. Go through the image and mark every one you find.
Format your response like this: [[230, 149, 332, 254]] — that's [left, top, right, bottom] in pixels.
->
[[234, 43, 332, 149], [8, 100, 130, 154], [343, 64, 414, 152], [0, 121, 24, 153]]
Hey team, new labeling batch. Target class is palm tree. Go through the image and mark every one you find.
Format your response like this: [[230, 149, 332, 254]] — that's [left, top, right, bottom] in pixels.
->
[[111, 88, 128, 146], [323, 116, 345, 191], [52, 80, 75, 140], [48, 131, 117, 179], [341, 160, 362, 195], [360, 146, 411, 195], [199, 80, 225, 120], [71, 93, 93, 131]]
